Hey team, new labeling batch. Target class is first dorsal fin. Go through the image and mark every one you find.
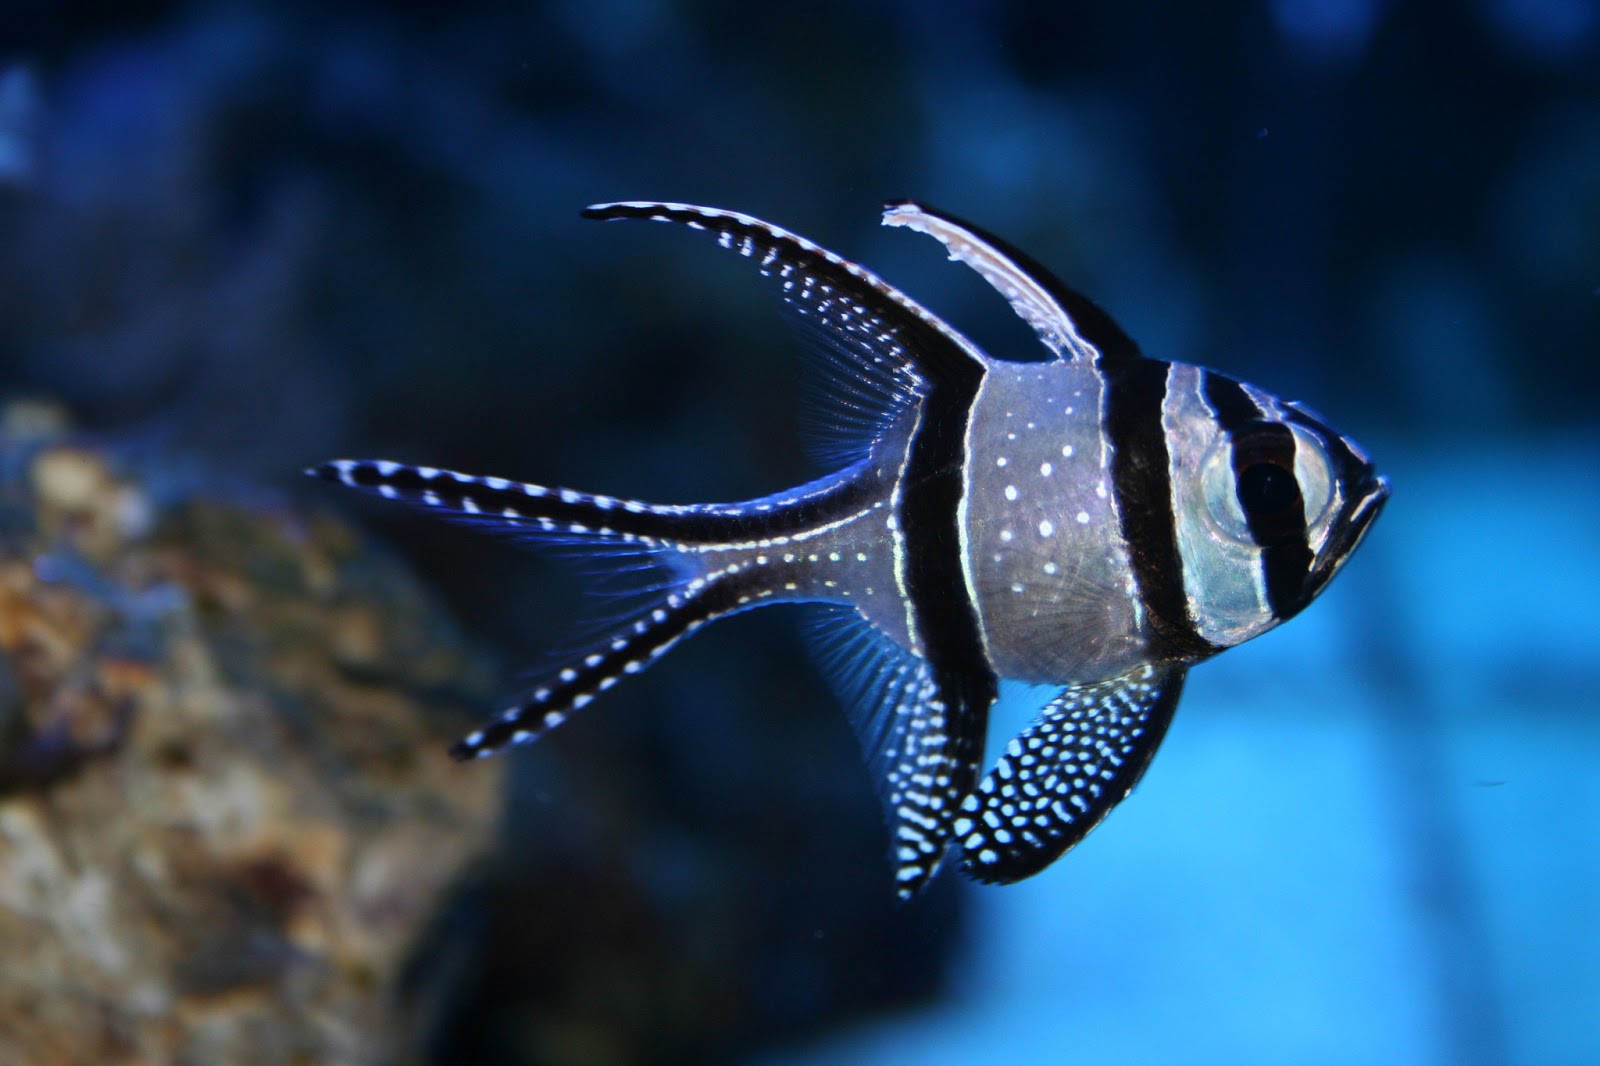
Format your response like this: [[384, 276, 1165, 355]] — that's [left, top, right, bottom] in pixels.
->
[[581, 201, 992, 468], [881, 200, 1142, 368]]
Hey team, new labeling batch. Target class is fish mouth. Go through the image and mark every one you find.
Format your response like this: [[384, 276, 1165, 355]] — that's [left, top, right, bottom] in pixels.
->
[[1311, 467, 1389, 588]]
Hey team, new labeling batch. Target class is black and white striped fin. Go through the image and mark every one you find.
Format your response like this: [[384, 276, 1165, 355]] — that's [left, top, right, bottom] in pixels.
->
[[881, 200, 1142, 368], [804, 606, 992, 896], [581, 201, 991, 466], [307, 458, 874, 552], [449, 576, 756, 761], [958, 663, 1186, 884]]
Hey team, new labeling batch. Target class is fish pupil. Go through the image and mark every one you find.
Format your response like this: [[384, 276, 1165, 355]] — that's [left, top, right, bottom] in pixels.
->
[[1237, 462, 1298, 522]]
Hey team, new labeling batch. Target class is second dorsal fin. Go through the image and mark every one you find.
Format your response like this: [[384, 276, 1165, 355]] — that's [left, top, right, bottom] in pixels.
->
[[582, 201, 992, 469]]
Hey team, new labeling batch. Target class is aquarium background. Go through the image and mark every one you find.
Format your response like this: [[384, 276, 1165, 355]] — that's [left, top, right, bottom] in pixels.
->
[[2, 1, 1596, 1063]]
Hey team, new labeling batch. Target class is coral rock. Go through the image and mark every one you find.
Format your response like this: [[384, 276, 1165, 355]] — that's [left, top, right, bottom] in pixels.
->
[[0, 412, 501, 1066]]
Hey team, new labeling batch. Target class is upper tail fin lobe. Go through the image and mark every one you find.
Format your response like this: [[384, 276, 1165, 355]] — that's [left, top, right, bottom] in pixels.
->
[[307, 459, 875, 551]]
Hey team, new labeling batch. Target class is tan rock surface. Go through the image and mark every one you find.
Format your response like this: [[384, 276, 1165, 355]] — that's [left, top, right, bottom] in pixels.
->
[[0, 423, 502, 1066]]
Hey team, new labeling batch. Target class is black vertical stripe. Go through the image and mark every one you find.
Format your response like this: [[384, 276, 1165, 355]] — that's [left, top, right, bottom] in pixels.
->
[[1200, 373, 1315, 619], [1103, 359, 1220, 660], [899, 363, 999, 754]]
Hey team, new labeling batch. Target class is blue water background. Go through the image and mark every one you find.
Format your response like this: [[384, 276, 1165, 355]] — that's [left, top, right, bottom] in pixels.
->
[[1, 2, 1595, 1063], [757, 439, 1600, 1065]]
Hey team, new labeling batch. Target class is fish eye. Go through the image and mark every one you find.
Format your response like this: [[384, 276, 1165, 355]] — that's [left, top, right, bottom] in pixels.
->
[[1236, 461, 1299, 523], [1200, 422, 1335, 546]]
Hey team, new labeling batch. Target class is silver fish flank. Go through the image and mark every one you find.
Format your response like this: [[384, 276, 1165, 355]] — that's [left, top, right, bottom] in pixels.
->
[[311, 200, 1389, 898]]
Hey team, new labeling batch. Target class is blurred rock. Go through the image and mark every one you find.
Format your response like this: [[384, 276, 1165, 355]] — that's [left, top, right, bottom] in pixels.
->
[[0, 403, 503, 1066]]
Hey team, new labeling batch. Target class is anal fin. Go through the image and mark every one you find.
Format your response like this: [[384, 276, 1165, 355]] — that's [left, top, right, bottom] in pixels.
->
[[958, 663, 1186, 884], [805, 605, 992, 898]]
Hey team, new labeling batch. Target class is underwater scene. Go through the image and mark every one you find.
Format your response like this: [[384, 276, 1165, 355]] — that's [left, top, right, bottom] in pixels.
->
[[0, 3, 1594, 1064]]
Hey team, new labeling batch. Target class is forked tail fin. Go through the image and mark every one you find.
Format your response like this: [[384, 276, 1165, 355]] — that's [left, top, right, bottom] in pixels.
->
[[307, 458, 784, 759]]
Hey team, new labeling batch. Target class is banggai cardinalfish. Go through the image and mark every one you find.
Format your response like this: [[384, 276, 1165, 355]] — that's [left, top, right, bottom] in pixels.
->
[[312, 201, 1388, 898]]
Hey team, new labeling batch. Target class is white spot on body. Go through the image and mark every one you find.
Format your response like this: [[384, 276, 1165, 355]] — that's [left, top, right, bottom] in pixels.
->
[[1076, 511, 1090, 524]]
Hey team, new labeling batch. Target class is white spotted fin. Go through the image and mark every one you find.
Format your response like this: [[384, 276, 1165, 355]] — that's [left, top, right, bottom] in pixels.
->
[[958, 663, 1186, 883], [805, 604, 985, 895], [582, 201, 985, 466]]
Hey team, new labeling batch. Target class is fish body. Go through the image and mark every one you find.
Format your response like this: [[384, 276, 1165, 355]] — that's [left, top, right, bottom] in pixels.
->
[[312, 201, 1388, 896]]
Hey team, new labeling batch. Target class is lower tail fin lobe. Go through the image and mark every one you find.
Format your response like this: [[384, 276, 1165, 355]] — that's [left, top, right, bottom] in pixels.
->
[[449, 576, 759, 760], [310, 459, 772, 760]]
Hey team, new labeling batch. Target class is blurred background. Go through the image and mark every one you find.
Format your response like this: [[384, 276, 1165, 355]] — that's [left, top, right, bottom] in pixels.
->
[[1, 1, 1596, 1063]]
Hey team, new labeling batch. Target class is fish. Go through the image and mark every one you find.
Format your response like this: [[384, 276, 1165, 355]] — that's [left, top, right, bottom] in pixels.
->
[[309, 200, 1389, 898]]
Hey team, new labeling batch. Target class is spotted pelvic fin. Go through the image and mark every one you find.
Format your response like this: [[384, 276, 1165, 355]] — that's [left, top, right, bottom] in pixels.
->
[[958, 663, 1187, 884]]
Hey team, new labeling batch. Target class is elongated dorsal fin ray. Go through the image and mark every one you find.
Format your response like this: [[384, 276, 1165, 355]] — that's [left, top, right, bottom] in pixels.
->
[[804, 604, 993, 898], [881, 200, 1142, 368], [582, 201, 991, 469], [958, 663, 1186, 884]]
